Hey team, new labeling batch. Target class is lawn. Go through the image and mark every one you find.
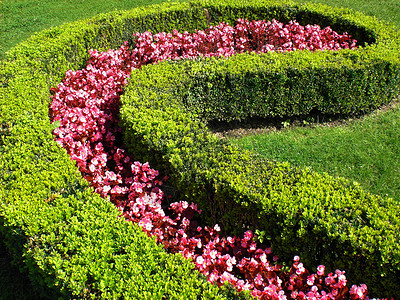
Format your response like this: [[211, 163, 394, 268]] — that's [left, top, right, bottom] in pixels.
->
[[229, 100, 400, 203], [0, 0, 399, 298]]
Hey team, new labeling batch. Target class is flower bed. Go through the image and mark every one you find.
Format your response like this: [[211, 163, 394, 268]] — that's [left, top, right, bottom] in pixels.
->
[[50, 19, 368, 299], [1, 0, 400, 298]]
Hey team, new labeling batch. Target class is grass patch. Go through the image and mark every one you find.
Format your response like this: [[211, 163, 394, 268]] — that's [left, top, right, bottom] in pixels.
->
[[0, 0, 180, 60], [302, 0, 400, 26], [230, 101, 400, 203]]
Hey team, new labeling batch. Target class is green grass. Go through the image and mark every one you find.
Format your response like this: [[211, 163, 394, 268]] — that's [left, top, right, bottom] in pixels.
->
[[300, 0, 400, 26], [231, 103, 400, 202], [0, 0, 176, 60], [1, 0, 399, 298]]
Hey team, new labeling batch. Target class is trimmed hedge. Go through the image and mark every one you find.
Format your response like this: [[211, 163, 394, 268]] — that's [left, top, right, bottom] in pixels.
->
[[0, 0, 399, 299], [0, 1, 240, 299], [184, 52, 400, 122], [121, 57, 400, 298], [119, 0, 400, 297]]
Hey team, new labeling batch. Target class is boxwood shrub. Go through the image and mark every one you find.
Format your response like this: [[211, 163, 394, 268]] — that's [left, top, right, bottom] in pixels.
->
[[183, 51, 400, 122], [0, 0, 399, 298], [119, 0, 400, 297], [121, 56, 400, 298]]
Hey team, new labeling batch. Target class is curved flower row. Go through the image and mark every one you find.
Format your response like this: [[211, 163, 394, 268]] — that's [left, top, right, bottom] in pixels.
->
[[131, 18, 357, 65], [49, 19, 373, 299]]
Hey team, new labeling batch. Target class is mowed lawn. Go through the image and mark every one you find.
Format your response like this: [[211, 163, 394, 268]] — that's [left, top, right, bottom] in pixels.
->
[[230, 102, 400, 203], [1, 0, 399, 299]]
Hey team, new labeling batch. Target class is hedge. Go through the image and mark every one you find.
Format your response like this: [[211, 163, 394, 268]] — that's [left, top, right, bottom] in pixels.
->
[[0, 0, 400, 298], [121, 56, 400, 298], [183, 52, 400, 122], [0, 1, 242, 299], [119, 0, 400, 297]]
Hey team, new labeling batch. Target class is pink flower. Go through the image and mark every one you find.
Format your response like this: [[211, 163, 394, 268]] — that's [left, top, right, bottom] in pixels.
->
[[254, 274, 263, 286], [307, 275, 315, 286], [317, 265, 325, 276], [296, 263, 305, 275], [196, 256, 204, 266], [325, 273, 336, 286], [350, 284, 368, 299]]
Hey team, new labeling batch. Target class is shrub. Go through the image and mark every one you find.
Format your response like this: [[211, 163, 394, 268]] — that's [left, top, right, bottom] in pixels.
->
[[119, 1, 400, 297], [121, 54, 400, 298], [50, 24, 375, 298]]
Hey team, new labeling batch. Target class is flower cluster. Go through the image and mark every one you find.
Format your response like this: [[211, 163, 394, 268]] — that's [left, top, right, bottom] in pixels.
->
[[50, 19, 376, 299], [131, 18, 357, 65], [50, 42, 164, 207], [234, 19, 357, 52]]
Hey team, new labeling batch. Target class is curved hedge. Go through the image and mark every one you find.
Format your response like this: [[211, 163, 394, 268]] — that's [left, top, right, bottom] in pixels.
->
[[121, 56, 400, 297], [120, 0, 400, 297], [183, 51, 400, 122], [0, 0, 400, 298], [0, 1, 241, 299]]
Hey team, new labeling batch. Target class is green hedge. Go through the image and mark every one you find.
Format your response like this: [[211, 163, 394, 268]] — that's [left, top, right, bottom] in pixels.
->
[[122, 57, 400, 298], [1, 0, 400, 298], [0, 1, 241, 299], [119, 1, 400, 297], [184, 52, 400, 122]]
